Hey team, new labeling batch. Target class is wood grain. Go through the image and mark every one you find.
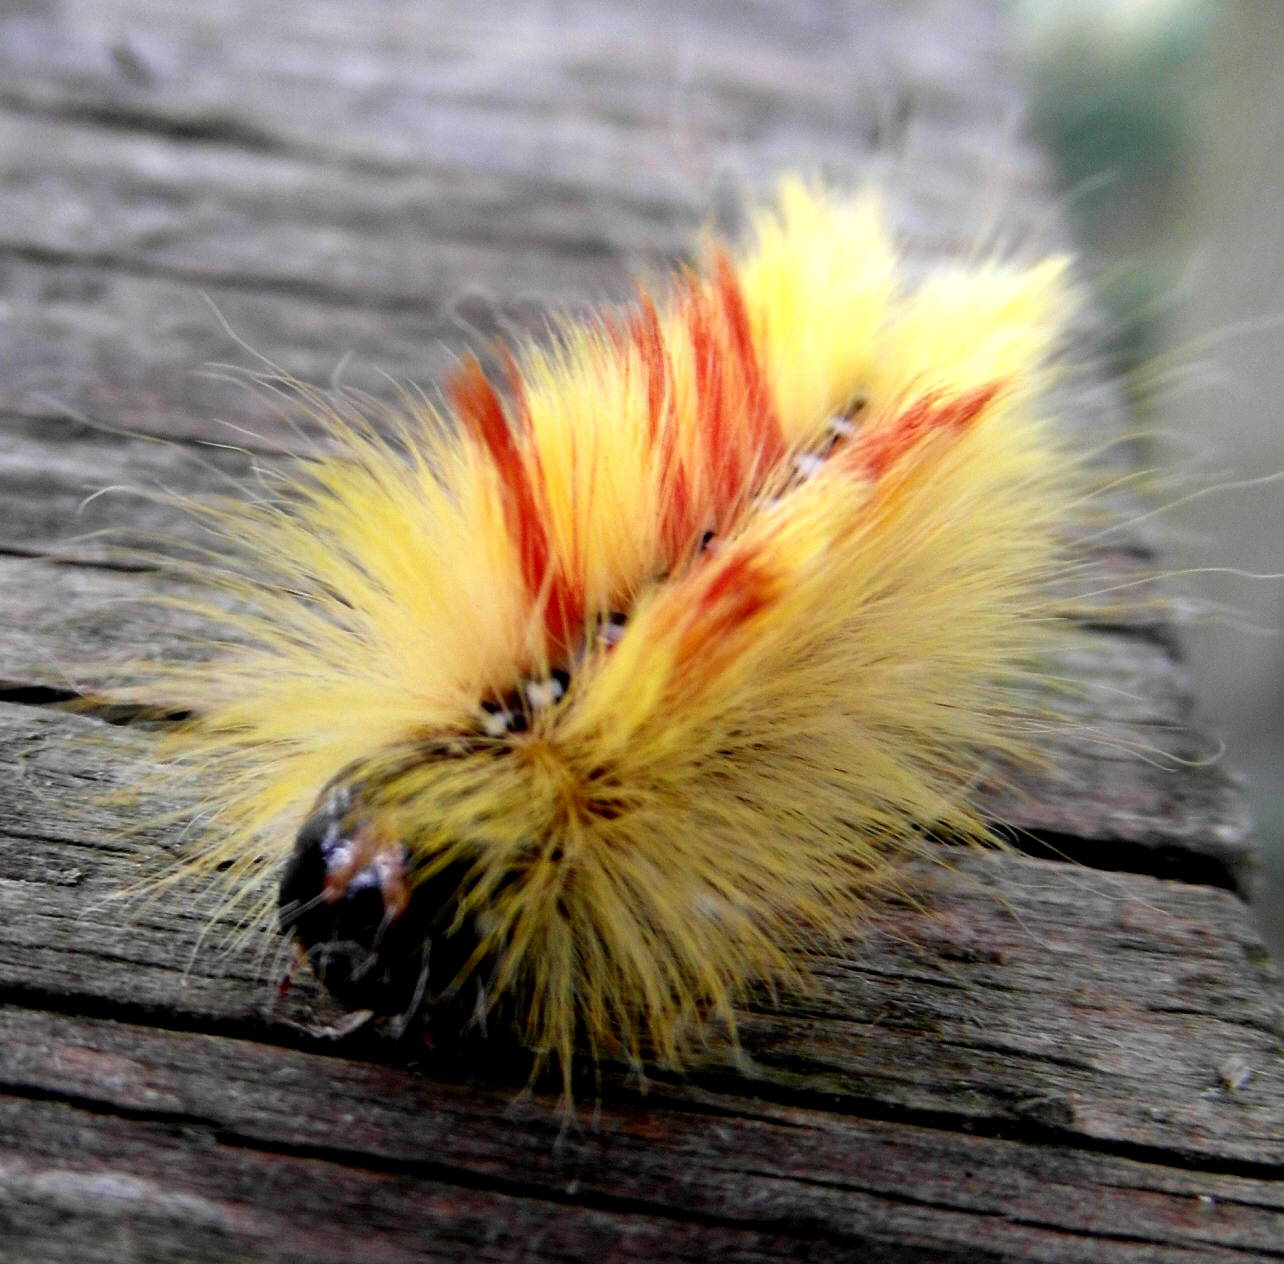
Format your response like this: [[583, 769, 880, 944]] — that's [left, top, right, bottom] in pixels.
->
[[0, 0, 1277, 1260], [0, 704, 1280, 1257], [0, 542, 1254, 887], [1, 1008, 1282, 1263], [0, 0, 1050, 447], [0, 703, 1276, 1167]]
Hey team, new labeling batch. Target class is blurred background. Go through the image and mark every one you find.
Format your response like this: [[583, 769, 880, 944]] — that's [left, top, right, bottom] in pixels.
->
[[1009, 0, 1284, 955]]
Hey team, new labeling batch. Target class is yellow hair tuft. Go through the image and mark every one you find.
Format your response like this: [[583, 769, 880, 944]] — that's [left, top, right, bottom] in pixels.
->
[[101, 179, 1085, 1097]]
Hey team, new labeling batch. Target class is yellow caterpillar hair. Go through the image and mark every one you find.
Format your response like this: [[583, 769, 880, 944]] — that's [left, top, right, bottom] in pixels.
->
[[107, 179, 1077, 1094]]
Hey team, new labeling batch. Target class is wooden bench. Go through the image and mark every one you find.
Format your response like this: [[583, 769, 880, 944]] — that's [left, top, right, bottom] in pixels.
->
[[0, 2, 1279, 1259]]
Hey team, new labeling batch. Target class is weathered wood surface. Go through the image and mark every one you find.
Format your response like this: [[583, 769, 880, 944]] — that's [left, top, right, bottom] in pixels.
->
[[0, 0, 1024, 449], [0, 1, 1279, 1260]]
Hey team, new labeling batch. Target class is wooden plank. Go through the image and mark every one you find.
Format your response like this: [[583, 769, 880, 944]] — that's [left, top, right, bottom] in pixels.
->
[[0, 704, 1275, 1170], [0, 0, 1015, 185], [0, 539, 1253, 885], [0, 0, 1057, 447], [0, 110, 692, 299], [0, 1, 1276, 1260], [0, 1102, 819, 1264], [0, 414, 259, 561], [0, 169, 1062, 451], [0, 263, 491, 449], [0, 1008, 1281, 1263]]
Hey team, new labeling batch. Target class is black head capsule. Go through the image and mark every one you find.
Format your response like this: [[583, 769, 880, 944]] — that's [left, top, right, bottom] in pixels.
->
[[280, 670, 579, 1028], [278, 783, 480, 1022]]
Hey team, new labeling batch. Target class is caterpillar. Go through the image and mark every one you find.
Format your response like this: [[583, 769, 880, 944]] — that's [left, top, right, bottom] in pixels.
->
[[107, 179, 1082, 1096]]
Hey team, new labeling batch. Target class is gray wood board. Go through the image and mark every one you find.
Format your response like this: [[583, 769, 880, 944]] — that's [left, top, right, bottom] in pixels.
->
[[0, 0, 1054, 449], [0, 701, 1281, 1260], [0, 539, 1254, 886], [0, 1, 1277, 1260], [0, 1006, 1282, 1263], [0, 704, 1277, 1167]]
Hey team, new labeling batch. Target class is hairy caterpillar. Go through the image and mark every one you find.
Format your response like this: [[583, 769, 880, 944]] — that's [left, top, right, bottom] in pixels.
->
[[106, 179, 1082, 1096]]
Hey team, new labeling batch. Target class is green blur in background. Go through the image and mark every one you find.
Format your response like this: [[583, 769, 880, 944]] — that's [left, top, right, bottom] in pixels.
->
[[1011, 0, 1284, 956]]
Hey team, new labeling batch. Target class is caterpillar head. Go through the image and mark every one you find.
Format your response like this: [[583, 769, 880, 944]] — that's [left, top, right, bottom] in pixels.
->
[[278, 778, 476, 1020], [275, 667, 580, 1029]]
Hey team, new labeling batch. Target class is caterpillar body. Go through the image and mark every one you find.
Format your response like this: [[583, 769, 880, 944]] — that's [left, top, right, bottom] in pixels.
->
[[114, 180, 1081, 1094]]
